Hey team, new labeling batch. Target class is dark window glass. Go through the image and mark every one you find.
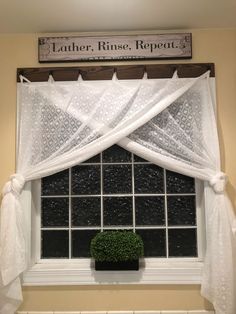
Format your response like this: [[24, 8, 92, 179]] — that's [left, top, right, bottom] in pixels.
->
[[82, 154, 101, 163], [42, 170, 69, 196], [102, 145, 132, 163], [133, 154, 148, 162], [41, 230, 69, 258], [72, 197, 101, 227], [72, 230, 99, 258], [136, 229, 166, 257], [103, 196, 133, 226], [134, 164, 164, 194], [168, 229, 197, 257], [103, 164, 132, 194], [167, 196, 196, 226], [72, 165, 100, 195], [166, 170, 195, 194], [41, 145, 198, 260], [135, 196, 165, 226], [41, 197, 69, 227]]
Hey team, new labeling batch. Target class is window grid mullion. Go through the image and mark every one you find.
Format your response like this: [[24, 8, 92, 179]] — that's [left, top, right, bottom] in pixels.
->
[[41, 226, 198, 231], [101, 152, 104, 231], [164, 168, 169, 258], [41, 193, 196, 198], [132, 153, 136, 232], [69, 167, 72, 259]]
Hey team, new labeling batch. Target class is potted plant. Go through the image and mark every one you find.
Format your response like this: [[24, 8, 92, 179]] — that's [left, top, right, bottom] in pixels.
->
[[90, 230, 144, 271]]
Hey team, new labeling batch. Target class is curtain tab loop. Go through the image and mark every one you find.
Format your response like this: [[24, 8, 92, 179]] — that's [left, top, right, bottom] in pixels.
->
[[77, 73, 83, 82], [209, 171, 227, 194], [173, 70, 178, 79], [48, 72, 54, 83], [2, 174, 25, 197], [19, 75, 31, 83], [112, 70, 118, 81], [142, 71, 148, 80]]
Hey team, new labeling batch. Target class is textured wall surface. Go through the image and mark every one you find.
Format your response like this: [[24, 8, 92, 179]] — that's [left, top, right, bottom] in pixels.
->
[[1, 29, 236, 312]]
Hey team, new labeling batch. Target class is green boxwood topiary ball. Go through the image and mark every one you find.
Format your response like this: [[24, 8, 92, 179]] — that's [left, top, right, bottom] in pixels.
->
[[90, 230, 144, 262]]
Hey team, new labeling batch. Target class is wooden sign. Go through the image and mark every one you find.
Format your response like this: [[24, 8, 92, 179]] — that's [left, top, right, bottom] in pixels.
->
[[38, 33, 192, 63]]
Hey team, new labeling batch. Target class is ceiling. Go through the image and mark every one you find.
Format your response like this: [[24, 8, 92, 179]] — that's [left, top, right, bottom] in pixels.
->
[[0, 0, 236, 34]]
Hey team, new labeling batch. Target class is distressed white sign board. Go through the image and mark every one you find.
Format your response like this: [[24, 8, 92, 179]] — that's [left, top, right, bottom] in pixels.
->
[[38, 33, 192, 62]]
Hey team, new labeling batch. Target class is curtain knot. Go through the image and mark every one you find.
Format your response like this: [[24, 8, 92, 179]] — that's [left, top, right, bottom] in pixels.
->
[[2, 173, 25, 197], [209, 172, 227, 194]]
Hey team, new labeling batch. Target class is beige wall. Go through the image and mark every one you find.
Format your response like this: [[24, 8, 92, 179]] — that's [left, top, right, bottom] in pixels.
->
[[0, 29, 236, 312]]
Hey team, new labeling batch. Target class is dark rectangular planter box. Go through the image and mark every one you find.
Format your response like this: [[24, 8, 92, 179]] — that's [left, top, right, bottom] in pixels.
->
[[95, 260, 139, 271]]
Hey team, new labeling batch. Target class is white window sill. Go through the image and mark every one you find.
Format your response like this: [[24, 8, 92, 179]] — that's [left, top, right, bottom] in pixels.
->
[[22, 259, 203, 286]]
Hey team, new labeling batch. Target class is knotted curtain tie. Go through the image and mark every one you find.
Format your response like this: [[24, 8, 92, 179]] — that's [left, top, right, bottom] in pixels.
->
[[2, 173, 25, 197], [209, 172, 227, 194]]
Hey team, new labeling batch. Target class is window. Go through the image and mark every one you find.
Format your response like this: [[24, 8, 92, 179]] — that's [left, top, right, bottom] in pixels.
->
[[23, 143, 204, 285], [39, 145, 201, 262], [18, 64, 209, 286]]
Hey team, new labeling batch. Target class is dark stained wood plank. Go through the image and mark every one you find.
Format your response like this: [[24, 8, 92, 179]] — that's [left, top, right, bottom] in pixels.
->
[[116, 66, 146, 79], [79, 66, 114, 80], [146, 64, 215, 78], [17, 63, 215, 82]]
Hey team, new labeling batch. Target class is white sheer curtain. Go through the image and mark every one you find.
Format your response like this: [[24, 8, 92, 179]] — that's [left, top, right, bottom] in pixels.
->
[[0, 71, 235, 314]]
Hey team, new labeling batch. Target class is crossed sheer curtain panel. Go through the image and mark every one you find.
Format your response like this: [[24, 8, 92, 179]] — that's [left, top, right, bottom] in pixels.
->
[[0, 69, 236, 314]]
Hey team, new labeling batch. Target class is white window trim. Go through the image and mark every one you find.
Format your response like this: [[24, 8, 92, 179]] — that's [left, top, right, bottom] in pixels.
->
[[21, 177, 206, 286]]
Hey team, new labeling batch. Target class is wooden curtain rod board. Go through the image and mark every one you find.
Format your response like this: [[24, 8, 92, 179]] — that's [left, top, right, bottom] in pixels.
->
[[17, 63, 215, 82]]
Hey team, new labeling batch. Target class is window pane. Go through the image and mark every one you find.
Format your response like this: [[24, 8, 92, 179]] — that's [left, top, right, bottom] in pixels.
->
[[103, 196, 133, 226], [102, 144, 132, 163], [42, 170, 69, 196], [134, 164, 164, 194], [135, 196, 165, 226], [167, 196, 196, 226], [82, 154, 101, 163], [72, 197, 101, 227], [168, 228, 197, 257], [41, 230, 69, 258], [136, 229, 166, 257], [40, 146, 199, 260], [166, 170, 195, 194], [133, 154, 148, 162], [41, 198, 69, 227], [72, 230, 99, 258], [72, 165, 100, 195], [103, 165, 132, 194]]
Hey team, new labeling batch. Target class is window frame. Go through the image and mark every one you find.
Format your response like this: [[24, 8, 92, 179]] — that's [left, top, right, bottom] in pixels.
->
[[21, 175, 206, 286]]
